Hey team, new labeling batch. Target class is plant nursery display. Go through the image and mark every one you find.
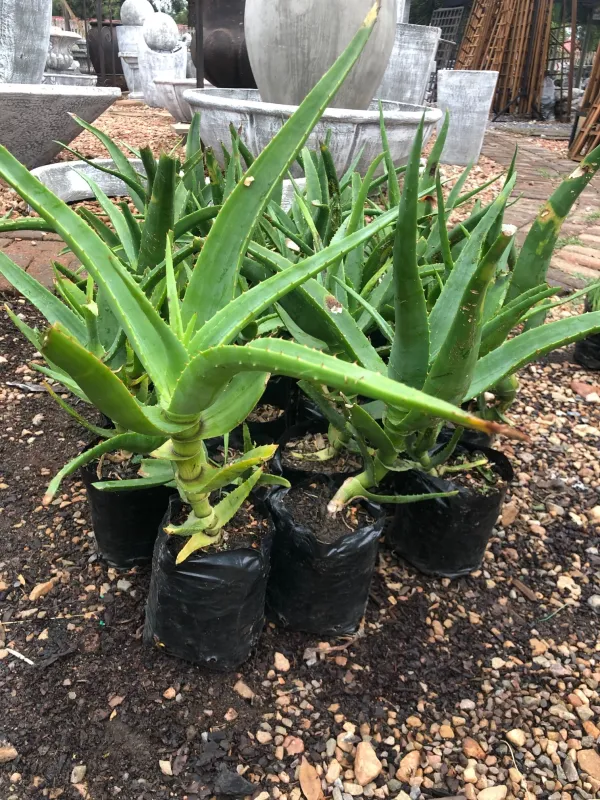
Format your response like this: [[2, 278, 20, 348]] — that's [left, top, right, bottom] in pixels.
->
[[2, 6, 600, 668]]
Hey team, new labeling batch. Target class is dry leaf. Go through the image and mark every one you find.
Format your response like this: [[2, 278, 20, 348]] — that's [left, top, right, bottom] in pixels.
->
[[299, 757, 324, 800]]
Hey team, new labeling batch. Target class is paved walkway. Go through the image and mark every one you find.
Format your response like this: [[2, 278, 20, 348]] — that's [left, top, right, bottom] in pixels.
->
[[3, 129, 600, 293], [482, 129, 600, 288]]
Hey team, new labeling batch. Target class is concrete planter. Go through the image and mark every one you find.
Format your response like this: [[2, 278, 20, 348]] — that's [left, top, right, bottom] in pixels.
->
[[31, 159, 144, 203], [184, 87, 441, 175], [154, 78, 196, 122], [0, 85, 121, 169], [138, 45, 187, 108], [0, 0, 53, 84], [377, 23, 440, 105], [436, 70, 499, 166], [117, 25, 146, 96], [244, 0, 396, 110]]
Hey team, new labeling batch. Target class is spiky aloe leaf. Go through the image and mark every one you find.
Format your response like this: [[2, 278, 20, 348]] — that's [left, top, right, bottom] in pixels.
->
[[137, 154, 176, 272], [192, 205, 398, 364], [78, 172, 138, 267], [389, 118, 429, 389], [0, 147, 189, 401], [180, 2, 381, 330], [41, 325, 170, 436], [0, 251, 86, 342], [480, 284, 560, 356], [199, 372, 269, 438], [43, 432, 165, 504], [467, 311, 600, 399], [508, 144, 600, 303], [169, 339, 524, 442], [428, 175, 516, 362], [420, 111, 449, 193], [180, 446, 277, 494]]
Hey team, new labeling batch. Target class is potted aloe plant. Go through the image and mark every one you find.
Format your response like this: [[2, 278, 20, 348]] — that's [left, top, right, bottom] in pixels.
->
[[0, 7, 509, 668], [264, 119, 600, 631]]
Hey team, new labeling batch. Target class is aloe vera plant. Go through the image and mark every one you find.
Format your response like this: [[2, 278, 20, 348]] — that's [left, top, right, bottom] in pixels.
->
[[0, 5, 517, 563], [286, 120, 600, 512]]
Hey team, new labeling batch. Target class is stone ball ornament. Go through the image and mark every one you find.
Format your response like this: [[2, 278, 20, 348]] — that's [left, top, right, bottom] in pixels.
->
[[120, 0, 155, 27], [143, 12, 181, 52]]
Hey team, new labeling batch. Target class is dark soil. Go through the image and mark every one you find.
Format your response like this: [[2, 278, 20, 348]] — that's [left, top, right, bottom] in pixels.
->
[[438, 450, 507, 495], [281, 478, 373, 543], [2, 301, 600, 800], [281, 432, 362, 476], [247, 404, 285, 424]]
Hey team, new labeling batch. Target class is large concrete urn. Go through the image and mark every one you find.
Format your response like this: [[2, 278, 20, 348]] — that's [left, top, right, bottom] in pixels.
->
[[244, 0, 397, 110], [0, 0, 53, 84]]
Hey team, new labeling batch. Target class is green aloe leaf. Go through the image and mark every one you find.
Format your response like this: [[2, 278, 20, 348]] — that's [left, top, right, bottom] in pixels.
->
[[78, 172, 138, 268], [480, 283, 560, 356], [44, 432, 165, 503], [181, 3, 382, 330], [0, 146, 189, 401], [467, 311, 600, 399], [389, 118, 429, 389], [428, 175, 516, 362], [41, 325, 167, 436], [508, 143, 600, 303], [137, 154, 176, 272], [170, 339, 516, 440], [199, 372, 269, 438], [0, 251, 87, 342]]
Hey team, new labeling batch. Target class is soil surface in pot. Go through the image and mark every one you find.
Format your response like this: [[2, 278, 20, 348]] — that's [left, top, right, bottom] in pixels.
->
[[169, 499, 270, 553], [281, 432, 362, 476], [247, 403, 285, 423], [3, 302, 600, 800], [283, 479, 374, 543], [435, 449, 509, 495], [92, 451, 145, 482]]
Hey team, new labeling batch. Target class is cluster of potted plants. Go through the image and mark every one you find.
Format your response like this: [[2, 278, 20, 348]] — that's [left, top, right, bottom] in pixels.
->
[[2, 9, 600, 670]]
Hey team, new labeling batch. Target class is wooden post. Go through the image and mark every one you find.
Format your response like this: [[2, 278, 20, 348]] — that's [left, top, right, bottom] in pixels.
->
[[566, 0, 577, 120]]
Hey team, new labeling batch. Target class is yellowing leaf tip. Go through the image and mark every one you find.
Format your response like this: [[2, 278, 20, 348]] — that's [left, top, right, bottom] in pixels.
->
[[363, 1, 380, 28]]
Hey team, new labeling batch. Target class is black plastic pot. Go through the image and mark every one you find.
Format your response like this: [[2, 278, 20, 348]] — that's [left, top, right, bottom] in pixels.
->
[[80, 463, 173, 569], [266, 475, 384, 635], [144, 496, 272, 670], [386, 444, 514, 578], [574, 302, 600, 369]]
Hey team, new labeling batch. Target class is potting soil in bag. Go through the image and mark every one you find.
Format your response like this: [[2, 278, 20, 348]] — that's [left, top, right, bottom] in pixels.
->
[[80, 463, 173, 568], [387, 445, 513, 578], [266, 475, 384, 636], [144, 496, 272, 670]]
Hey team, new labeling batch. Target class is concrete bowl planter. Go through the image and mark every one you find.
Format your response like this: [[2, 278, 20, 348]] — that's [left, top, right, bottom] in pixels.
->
[[31, 158, 144, 203], [183, 88, 442, 175], [154, 78, 196, 122], [436, 70, 499, 166], [0, 85, 121, 169]]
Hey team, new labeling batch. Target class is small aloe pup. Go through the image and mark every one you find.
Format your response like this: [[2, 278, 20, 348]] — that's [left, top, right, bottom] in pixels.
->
[[0, 5, 515, 666]]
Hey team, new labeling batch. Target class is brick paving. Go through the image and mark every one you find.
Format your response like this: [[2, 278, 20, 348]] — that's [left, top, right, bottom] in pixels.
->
[[2, 128, 600, 293]]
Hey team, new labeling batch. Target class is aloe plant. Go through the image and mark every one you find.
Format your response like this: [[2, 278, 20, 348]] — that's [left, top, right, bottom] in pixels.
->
[[288, 120, 600, 512], [0, 5, 518, 563]]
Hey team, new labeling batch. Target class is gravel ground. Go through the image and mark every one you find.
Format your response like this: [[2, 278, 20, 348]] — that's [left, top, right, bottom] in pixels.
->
[[1, 299, 600, 800]]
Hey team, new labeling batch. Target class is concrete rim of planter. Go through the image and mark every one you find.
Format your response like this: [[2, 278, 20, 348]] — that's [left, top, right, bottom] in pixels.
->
[[30, 157, 300, 209], [182, 87, 441, 126], [0, 84, 121, 99]]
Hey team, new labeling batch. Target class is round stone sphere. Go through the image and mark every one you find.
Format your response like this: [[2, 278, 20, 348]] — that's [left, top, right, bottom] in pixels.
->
[[143, 12, 180, 52], [120, 0, 154, 26]]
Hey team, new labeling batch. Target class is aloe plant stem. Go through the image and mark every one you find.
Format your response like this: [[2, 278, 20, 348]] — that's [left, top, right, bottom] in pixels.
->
[[171, 426, 217, 528]]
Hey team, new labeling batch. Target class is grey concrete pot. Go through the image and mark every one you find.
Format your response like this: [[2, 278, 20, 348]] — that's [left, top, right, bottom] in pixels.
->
[[184, 87, 441, 175], [117, 25, 146, 96], [31, 159, 145, 203], [377, 23, 440, 106], [0, 85, 121, 169], [436, 70, 499, 166], [244, 0, 396, 110], [154, 78, 196, 123], [0, 0, 53, 84], [30, 157, 301, 211], [138, 44, 187, 108]]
